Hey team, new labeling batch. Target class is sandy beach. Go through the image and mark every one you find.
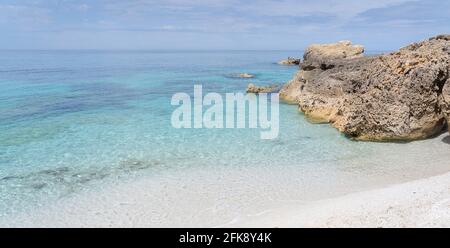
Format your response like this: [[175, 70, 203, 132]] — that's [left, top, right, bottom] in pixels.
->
[[234, 172, 450, 228], [2, 172, 449, 228], [2, 155, 449, 228]]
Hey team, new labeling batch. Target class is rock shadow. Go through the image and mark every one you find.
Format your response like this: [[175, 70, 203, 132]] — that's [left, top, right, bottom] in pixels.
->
[[442, 135, 450, 144]]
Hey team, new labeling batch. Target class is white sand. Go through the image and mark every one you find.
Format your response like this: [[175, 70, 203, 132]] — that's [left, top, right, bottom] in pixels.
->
[[2, 170, 449, 227], [232, 172, 450, 228], [2, 134, 450, 227]]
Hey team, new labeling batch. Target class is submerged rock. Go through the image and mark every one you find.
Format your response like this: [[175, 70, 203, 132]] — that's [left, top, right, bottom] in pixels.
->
[[278, 57, 301, 65], [246, 83, 280, 93], [280, 35, 450, 141]]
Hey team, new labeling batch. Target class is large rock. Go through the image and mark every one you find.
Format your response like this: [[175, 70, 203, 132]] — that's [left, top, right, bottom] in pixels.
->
[[280, 35, 450, 141], [301, 40, 364, 70], [280, 40, 365, 104]]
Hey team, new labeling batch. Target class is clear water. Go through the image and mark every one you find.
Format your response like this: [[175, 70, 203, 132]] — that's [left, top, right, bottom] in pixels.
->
[[1, 50, 449, 224]]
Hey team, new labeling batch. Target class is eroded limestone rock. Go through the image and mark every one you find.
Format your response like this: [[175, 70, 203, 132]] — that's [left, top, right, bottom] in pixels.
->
[[280, 35, 450, 141]]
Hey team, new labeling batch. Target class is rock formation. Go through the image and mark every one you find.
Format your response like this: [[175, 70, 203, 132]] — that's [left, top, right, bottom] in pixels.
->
[[440, 78, 450, 126], [246, 83, 280, 93], [280, 40, 365, 103], [278, 57, 301, 65], [238, 73, 255, 78], [301, 40, 364, 70], [280, 36, 450, 141]]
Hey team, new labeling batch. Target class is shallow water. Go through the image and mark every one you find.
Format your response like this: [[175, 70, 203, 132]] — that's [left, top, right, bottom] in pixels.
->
[[1, 50, 450, 224]]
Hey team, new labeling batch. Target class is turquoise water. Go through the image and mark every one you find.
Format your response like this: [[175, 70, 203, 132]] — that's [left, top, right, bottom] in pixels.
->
[[1, 50, 449, 223]]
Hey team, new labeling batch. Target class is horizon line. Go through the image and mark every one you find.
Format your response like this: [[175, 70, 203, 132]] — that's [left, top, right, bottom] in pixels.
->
[[0, 48, 390, 53]]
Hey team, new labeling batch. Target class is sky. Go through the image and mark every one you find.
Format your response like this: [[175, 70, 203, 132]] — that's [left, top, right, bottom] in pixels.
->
[[0, 0, 449, 50]]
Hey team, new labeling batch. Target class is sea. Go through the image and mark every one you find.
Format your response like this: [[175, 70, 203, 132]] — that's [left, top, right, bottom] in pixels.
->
[[1, 50, 449, 226]]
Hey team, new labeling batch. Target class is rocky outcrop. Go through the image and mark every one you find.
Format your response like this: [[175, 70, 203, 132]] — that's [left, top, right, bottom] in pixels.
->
[[279, 71, 304, 104], [301, 40, 364, 70], [440, 78, 450, 126], [246, 83, 280, 93], [280, 35, 450, 141], [278, 57, 301, 65], [280, 40, 365, 104]]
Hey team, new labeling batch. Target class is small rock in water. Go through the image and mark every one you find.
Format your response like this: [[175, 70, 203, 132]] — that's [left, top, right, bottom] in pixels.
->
[[1, 175, 22, 181], [31, 182, 47, 190], [246, 83, 280, 93], [237, 73, 254, 78], [39, 167, 70, 176], [278, 57, 301, 65]]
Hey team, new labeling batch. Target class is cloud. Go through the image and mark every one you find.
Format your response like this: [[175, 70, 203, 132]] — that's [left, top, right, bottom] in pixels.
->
[[0, 4, 51, 28], [353, 0, 450, 27], [238, 0, 416, 18], [0, 0, 422, 33], [0, 0, 447, 50], [76, 4, 90, 12]]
